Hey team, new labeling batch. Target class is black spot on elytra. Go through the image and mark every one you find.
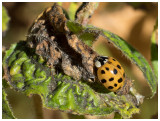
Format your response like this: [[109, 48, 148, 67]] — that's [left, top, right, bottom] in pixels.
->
[[101, 70, 105, 74], [108, 86, 114, 89], [101, 79, 106, 83], [118, 78, 123, 83], [109, 77, 114, 81], [113, 69, 117, 74], [106, 67, 109, 71], [114, 83, 117, 87], [112, 58, 116, 61], [117, 65, 121, 69], [108, 61, 112, 64]]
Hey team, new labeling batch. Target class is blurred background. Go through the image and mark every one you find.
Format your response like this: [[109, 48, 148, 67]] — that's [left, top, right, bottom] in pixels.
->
[[2, 2, 158, 119]]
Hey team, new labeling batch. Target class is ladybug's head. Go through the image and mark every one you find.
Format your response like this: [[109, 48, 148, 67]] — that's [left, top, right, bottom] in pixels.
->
[[94, 56, 109, 68]]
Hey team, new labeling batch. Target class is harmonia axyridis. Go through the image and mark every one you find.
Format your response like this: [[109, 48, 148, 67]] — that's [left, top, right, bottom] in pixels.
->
[[95, 56, 125, 92]]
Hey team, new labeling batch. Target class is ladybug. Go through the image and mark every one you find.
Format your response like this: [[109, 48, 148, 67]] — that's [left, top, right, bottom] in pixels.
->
[[95, 56, 125, 92]]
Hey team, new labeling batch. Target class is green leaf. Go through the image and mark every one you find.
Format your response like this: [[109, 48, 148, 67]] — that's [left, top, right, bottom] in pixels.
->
[[2, 88, 15, 119], [66, 21, 157, 97], [67, 20, 83, 34], [3, 41, 140, 118], [2, 5, 10, 32]]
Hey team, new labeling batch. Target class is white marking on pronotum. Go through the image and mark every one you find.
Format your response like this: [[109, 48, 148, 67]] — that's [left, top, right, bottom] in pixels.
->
[[103, 59, 108, 63], [95, 61, 101, 68]]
